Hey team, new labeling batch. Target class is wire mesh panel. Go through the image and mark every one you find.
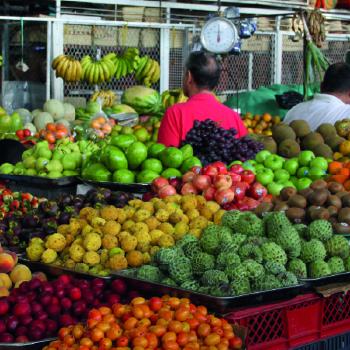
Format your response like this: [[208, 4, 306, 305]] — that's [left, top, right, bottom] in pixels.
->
[[322, 40, 350, 64], [62, 25, 160, 98]]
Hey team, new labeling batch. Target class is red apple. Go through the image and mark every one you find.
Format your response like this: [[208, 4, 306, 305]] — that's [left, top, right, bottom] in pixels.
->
[[229, 164, 244, 174], [59, 314, 74, 327], [16, 335, 29, 343], [0, 333, 14, 342], [6, 315, 19, 332], [190, 166, 202, 174], [158, 185, 177, 199], [241, 170, 255, 184], [111, 279, 127, 295], [231, 182, 249, 201], [214, 174, 232, 190], [13, 302, 31, 317], [0, 299, 9, 315], [249, 182, 268, 200], [229, 173, 241, 182], [182, 171, 195, 183], [192, 174, 211, 191], [202, 165, 218, 177], [58, 275, 71, 285], [211, 161, 227, 174], [0, 319, 6, 333], [214, 188, 235, 205], [69, 287, 81, 301], [151, 177, 169, 193], [181, 183, 198, 195], [203, 186, 216, 201]]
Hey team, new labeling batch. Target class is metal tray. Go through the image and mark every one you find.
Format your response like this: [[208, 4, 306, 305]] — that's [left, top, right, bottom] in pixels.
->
[[0, 338, 55, 350], [112, 269, 305, 315], [19, 257, 111, 280], [299, 271, 350, 288], [0, 174, 79, 187], [80, 178, 151, 193]]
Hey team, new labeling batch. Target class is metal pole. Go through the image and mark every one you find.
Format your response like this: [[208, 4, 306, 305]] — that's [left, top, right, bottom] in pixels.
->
[[160, 27, 170, 93], [248, 52, 253, 91], [51, 21, 64, 100], [274, 16, 282, 84], [46, 22, 52, 100]]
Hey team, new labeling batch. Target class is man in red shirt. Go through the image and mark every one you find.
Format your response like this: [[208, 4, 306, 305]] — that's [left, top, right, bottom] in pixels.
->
[[158, 51, 247, 147]]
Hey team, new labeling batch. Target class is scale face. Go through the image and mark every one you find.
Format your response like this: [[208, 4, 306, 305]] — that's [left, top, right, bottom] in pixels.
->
[[200, 17, 238, 54]]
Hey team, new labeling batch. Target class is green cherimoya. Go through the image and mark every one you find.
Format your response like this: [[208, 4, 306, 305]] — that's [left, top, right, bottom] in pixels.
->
[[225, 264, 248, 281], [221, 233, 247, 253], [161, 277, 178, 286], [136, 265, 162, 282], [239, 243, 263, 263], [154, 247, 182, 269], [182, 241, 202, 260], [221, 210, 242, 229], [200, 226, 220, 254], [274, 227, 301, 259], [169, 256, 193, 284], [325, 235, 350, 259], [293, 224, 308, 238], [180, 280, 200, 291], [264, 261, 286, 275], [242, 259, 265, 280], [265, 212, 293, 239], [344, 256, 350, 271], [327, 256, 345, 274], [216, 226, 233, 244], [191, 252, 215, 275], [254, 274, 282, 291], [245, 236, 268, 247], [176, 234, 198, 249], [216, 252, 241, 270], [209, 284, 232, 297], [277, 271, 298, 287], [300, 239, 326, 263], [305, 220, 333, 242], [201, 269, 229, 287], [230, 278, 251, 295], [261, 242, 288, 266], [287, 258, 307, 278], [232, 212, 264, 236], [309, 260, 331, 278]]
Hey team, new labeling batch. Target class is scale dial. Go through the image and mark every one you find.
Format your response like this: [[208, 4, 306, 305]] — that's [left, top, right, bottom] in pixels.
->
[[200, 17, 238, 54]]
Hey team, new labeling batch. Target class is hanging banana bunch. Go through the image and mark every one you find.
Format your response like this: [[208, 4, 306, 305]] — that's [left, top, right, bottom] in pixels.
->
[[90, 90, 116, 108], [80, 54, 116, 85], [161, 89, 188, 109], [52, 55, 82, 82], [134, 55, 160, 87]]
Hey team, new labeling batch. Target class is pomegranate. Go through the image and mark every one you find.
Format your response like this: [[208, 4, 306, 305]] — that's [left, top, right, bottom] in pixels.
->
[[151, 177, 169, 192], [158, 185, 177, 199], [182, 171, 195, 183], [214, 174, 233, 190], [181, 182, 198, 195], [214, 188, 235, 205], [203, 186, 216, 201], [192, 174, 211, 191]]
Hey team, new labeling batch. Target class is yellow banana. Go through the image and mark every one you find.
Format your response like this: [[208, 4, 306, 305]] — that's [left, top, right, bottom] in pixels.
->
[[150, 61, 160, 83], [57, 57, 69, 79], [100, 61, 111, 82], [140, 58, 153, 80], [88, 63, 96, 85], [52, 54, 65, 69]]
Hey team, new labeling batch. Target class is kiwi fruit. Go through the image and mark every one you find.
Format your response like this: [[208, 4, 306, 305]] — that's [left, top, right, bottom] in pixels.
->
[[328, 181, 345, 194], [301, 132, 324, 150], [286, 207, 306, 223], [289, 120, 311, 138], [337, 191, 349, 199], [298, 187, 314, 198], [307, 207, 330, 221], [278, 139, 301, 158], [332, 222, 350, 234], [312, 143, 333, 159], [310, 179, 328, 191], [326, 195, 342, 209], [261, 137, 277, 154], [273, 201, 289, 212], [280, 187, 297, 201], [254, 202, 273, 217], [287, 194, 307, 209], [338, 208, 350, 224], [307, 189, 328, 206], [325, 135, 346, 151], [316, 123, 337, 139], [327, 206, 339, 217], [341, 194, 350, 207], [272, 124, 297, 144]]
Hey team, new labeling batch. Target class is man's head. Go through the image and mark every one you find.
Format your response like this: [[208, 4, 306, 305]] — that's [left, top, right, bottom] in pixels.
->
[[321, 62, 350, 103], [183, 51, 220, 97]]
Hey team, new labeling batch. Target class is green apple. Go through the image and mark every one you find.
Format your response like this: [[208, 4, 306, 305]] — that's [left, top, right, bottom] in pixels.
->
[[255, 164, 265, 172], [296, 166, 309, 178], [298, 150, 315, 166], [267, 182, 284, 196], [255, 150, 271, 164], [274, 169, 290, 183], [264, 155, 284, 171], [296, 177, 313, 191], [256, 168, 274, 185], [242, 162, 256, 173], [308, 167, 326, 180], [279, 180, 296, 188], [283, 158, 299, 175], [229, 160, 243, 167], [310, 157, 328, 171], [290, 176, 298, 186]]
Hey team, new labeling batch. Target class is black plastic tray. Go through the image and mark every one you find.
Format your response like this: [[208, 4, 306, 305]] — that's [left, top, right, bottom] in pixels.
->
[[0, 338, 55, 350], [80, 178, 151, 193], [0, 174, 79, 187], [112, 270, 305, 315], [19, 257, 111, 280], [299, 271, 350, 288]]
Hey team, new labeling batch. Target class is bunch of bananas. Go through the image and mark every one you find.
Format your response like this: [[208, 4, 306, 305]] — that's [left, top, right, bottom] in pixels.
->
[[307, 10, 326, 48], [81, 55, 115, 85], [52, 55, 82, 82], [90, 90, 116, 108], [135, 56, 160, 87], [161, 89, 188, 109]]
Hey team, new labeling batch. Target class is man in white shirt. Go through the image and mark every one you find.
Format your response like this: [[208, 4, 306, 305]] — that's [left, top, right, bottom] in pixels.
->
[[284, 63, 350, 130]]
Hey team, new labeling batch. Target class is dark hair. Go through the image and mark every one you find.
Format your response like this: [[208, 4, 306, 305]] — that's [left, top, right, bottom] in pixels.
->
[[185, 51, 220, 90], [321, 62, 350, 93]]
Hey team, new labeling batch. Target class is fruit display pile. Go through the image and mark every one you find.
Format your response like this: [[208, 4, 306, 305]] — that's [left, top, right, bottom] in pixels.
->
[[130, 209, 350, 296], [182, 119, 264, 165], [151, 162, 269, 210], [25, 195, 223, 274], [242, 112, 281, 135], [44, 296, 242, 350]]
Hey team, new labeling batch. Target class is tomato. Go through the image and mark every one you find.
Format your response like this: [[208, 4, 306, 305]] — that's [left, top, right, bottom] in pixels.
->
[[149, 297, 163, 312], [188, 318, 200, 330], [46, 123, 56, 132], [91, 328, 104, 342], [217, 343, 229, 350], [55, 129, 68, 139], [133, 336, 148, 348], [196, 306, 207, 316], [194, 312, 207, 323], [198, 323, 211, 337], [209, 317, 222, 328], [163, 340, 180, 350], [63, 335, 75, 346], [168, 297, 181, 309], [106, 324, 122, 340], [23, 129, 31, 137], [131, 297, 146, 305], [72, 325, 84, 339], [212, 326, 224, 337], [124, 316, 138, 330], [96, 322, 111, 332], [99, 338, 112, 350], [168, 320, 183, 333], [177, 332, 189, 346], [175, 308, 190, 322], [229, 337, 243, 349], [162, 331, 177, 343], [150, 325, 166, 337], [182, 321, 190, 332], [133, 305, 145, 319], [139, 304, 152, 318], [87, 318, 99, 329], [16, 129, 24, 139], [80, 338, 93, 347], [204, 333, 221, 346], [187, 331, 198, 343], [189, 304, 197, 314], [103, 314, 116, 324], [117, 336, 129, 347], [112, 304, 126, 317], [122, 312, 132, 322], [159, 309, 174, 321], [45, 132, 56, 144], [138, 318, 151, 328], [223, 330, 234, 339], [58, 327, 70, 340]]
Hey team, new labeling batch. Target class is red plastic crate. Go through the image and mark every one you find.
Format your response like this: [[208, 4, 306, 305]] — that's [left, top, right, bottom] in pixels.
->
[[225, 293, 322, 350], [321, 290, 350, 339]]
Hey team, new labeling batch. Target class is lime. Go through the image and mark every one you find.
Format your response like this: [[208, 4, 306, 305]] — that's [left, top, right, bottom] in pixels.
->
[[113, 169, 135, 183], [136, 170, 159, 183], [25, 169, 37, 176], [148, 143, 166, 159], [180, 156, 202, 173], [47, 171, 62, 178], [146, 141, 155, 148], [141, 158, 163, 174], [23, 156, 36, 169], [180, 144, 193, 160], [110, 134, 137, 150], [121, 126, 134, 135], [134, 127, 150, 142], [126, 142, 148, 170], [161, 168, 182, 179], [160, 147, 184, 168]]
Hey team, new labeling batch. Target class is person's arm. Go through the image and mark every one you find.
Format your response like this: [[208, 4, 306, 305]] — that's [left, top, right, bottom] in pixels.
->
[[157, 107, 181, 147]]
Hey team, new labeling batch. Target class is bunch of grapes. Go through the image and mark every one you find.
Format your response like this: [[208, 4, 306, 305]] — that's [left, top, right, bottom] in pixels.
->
[[183, 119, 263, 165]]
